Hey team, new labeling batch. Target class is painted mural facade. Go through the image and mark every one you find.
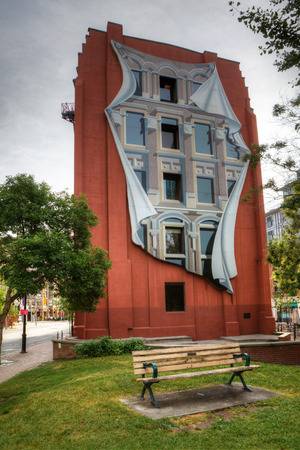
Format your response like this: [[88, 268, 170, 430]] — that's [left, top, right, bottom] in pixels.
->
[[73, 23, 275, 340]]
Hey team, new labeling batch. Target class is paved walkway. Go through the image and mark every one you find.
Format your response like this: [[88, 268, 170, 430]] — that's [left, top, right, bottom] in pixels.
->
[[0, 341, 53, 384]]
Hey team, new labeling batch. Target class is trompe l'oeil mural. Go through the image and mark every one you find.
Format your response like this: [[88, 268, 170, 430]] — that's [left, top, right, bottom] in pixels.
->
[[105, 41, 250, 294]]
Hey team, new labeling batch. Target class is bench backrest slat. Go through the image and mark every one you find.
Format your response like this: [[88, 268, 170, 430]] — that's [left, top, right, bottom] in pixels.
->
[[132, 343, 242, 376]]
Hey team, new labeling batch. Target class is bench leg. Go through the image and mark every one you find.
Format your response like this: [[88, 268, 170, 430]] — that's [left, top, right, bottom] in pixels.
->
[[141, 382, 160, 408], [227, 372, 252, 392]]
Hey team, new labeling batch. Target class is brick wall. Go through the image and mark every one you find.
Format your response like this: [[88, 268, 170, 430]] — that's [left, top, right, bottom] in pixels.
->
[[241, 342, 300, 365]]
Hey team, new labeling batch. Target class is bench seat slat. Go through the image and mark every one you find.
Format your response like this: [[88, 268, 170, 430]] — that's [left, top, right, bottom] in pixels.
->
[[132, 343, 240, 357], [132, 347, 241, 363], [136, 364, 260, 382], [133, 354, 242, 371], [133, 357, 240, 375]]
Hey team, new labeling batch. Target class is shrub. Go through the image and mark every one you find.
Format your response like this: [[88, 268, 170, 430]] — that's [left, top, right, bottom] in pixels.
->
[[74, 336, 147, 357]]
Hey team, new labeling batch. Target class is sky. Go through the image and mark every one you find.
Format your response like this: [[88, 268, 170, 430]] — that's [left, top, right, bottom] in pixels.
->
[[0, 0, 295, 211]]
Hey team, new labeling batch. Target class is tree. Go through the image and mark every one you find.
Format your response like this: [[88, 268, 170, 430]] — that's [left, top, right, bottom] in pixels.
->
[[229, 0, 300, 180], [0, 174, 111, 363], [229, 0, 300, 86], [229, 0, 300, 303]]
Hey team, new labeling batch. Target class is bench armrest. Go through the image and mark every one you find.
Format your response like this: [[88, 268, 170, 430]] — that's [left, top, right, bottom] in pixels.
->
[[143, 362, 158, 378], [233, 353, 251, 366]]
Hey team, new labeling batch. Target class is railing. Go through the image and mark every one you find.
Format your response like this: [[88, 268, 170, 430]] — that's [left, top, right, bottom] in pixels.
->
[[61, 103, 75, 123]]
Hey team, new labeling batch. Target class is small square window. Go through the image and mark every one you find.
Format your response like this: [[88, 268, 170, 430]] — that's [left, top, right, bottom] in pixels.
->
[[227, 179, 236, 197], [194, 123, 212, 155], [160, 76, 177, 103], [197, 177, 214, 203], [163, 173, 181, 201], [132, 70, 142, 96], [161, 117, 179, 149], [165, 283, 185, 311], [243, 312, 251, 319], [126, 112, 145, 146]]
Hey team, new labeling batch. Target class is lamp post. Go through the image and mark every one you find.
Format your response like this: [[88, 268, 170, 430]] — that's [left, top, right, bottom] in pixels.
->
[[21, 267, 37, 353], [21, 293, 27, 353]]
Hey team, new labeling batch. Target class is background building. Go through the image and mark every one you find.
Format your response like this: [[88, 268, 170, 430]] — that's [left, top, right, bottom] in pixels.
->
[[68, 22, 274, 340]]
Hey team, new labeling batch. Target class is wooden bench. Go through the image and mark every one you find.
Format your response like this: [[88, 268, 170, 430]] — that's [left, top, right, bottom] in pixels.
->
[[132, 342, 259, 407]]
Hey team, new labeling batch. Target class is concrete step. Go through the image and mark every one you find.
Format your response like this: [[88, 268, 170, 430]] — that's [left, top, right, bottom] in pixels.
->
[[221, 334, 279, 343]]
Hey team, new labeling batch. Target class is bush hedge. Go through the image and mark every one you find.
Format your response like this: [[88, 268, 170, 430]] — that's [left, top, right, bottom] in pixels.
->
[[74, 336, 147, 357]]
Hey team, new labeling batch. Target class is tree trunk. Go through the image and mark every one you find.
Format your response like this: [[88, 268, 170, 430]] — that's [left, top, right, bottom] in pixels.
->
[[0, 288, 17, 365]]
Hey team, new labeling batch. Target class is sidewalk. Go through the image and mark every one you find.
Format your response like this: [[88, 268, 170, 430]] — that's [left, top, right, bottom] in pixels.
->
[[0, 341, 53, 384]]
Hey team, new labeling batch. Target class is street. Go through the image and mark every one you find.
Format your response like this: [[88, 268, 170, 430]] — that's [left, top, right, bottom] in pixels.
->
[[2, 320, 70, 356]]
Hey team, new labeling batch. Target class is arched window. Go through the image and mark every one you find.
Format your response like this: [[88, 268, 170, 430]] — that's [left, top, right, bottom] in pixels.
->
[[160, 217, 186, 267], [199, 220, 218, 277]]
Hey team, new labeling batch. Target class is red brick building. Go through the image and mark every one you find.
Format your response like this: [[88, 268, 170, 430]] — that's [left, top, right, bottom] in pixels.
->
[[72, 22, 274, 340]]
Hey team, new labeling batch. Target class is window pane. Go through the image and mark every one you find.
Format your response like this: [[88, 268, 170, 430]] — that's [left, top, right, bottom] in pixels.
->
[[165, 283, 185, 311], [165, 227, 184, 254], [126, 112, 145, 146], [201, 259, 212, 278], [135, 170, 146, 191], [227, 179, 236, 197], [197, 177, 214, 203], [137, 224, 147, 248], [191, 82, 202, 95], [161, 117, 179, 149], [226, 129, 240, 159], [200, 229, 216, 255], [132, 70, 142, 96], [163, 173, 181, 200], [195, 123, 212, 154], [160, 76, 177, 103]]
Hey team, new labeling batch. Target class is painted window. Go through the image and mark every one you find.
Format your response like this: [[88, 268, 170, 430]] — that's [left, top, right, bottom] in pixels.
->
[[191, 81, 202, 95], [199, 220, 217, 278], [163, 173, 181, 201], [132, 70, 142, 96], [134, 170, 147, 191], [227, 179, 236, 197], [161, 117, 179, 149], [226, 129, 240, 159], [165, 227, 184, 255], [126, 112, 145, 146], [194, 123, 212, 155], [197, 177, 214, 203], [164, 224, 185, 267], [160, 76, 177, 103], [165, 282, 185, 312], [137, 224, 147, 248]]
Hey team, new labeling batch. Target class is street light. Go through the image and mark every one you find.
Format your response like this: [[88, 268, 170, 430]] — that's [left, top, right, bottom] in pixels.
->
[[21, 267, 37, 354], [21, 293, 27, 353]]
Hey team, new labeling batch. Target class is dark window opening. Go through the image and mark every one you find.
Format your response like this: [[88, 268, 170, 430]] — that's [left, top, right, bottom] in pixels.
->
[[132, 70, 142, 96], [160, 76, 177, 103], [126, 112, 145, 146], [195, 123, 212, 155], [227, 179, 236, 197], [201, 259, 212, 278], [161, 117, 179, 149], [134, 170, 147, 192], [197, 177, 214, 203], [163, 173, 181, 201], [165, 283, 185, 311], [243, 312, 251, 319]]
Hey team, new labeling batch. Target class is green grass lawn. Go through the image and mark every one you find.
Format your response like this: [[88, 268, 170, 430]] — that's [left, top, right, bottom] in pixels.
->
[[0, 356, 300, 450]]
